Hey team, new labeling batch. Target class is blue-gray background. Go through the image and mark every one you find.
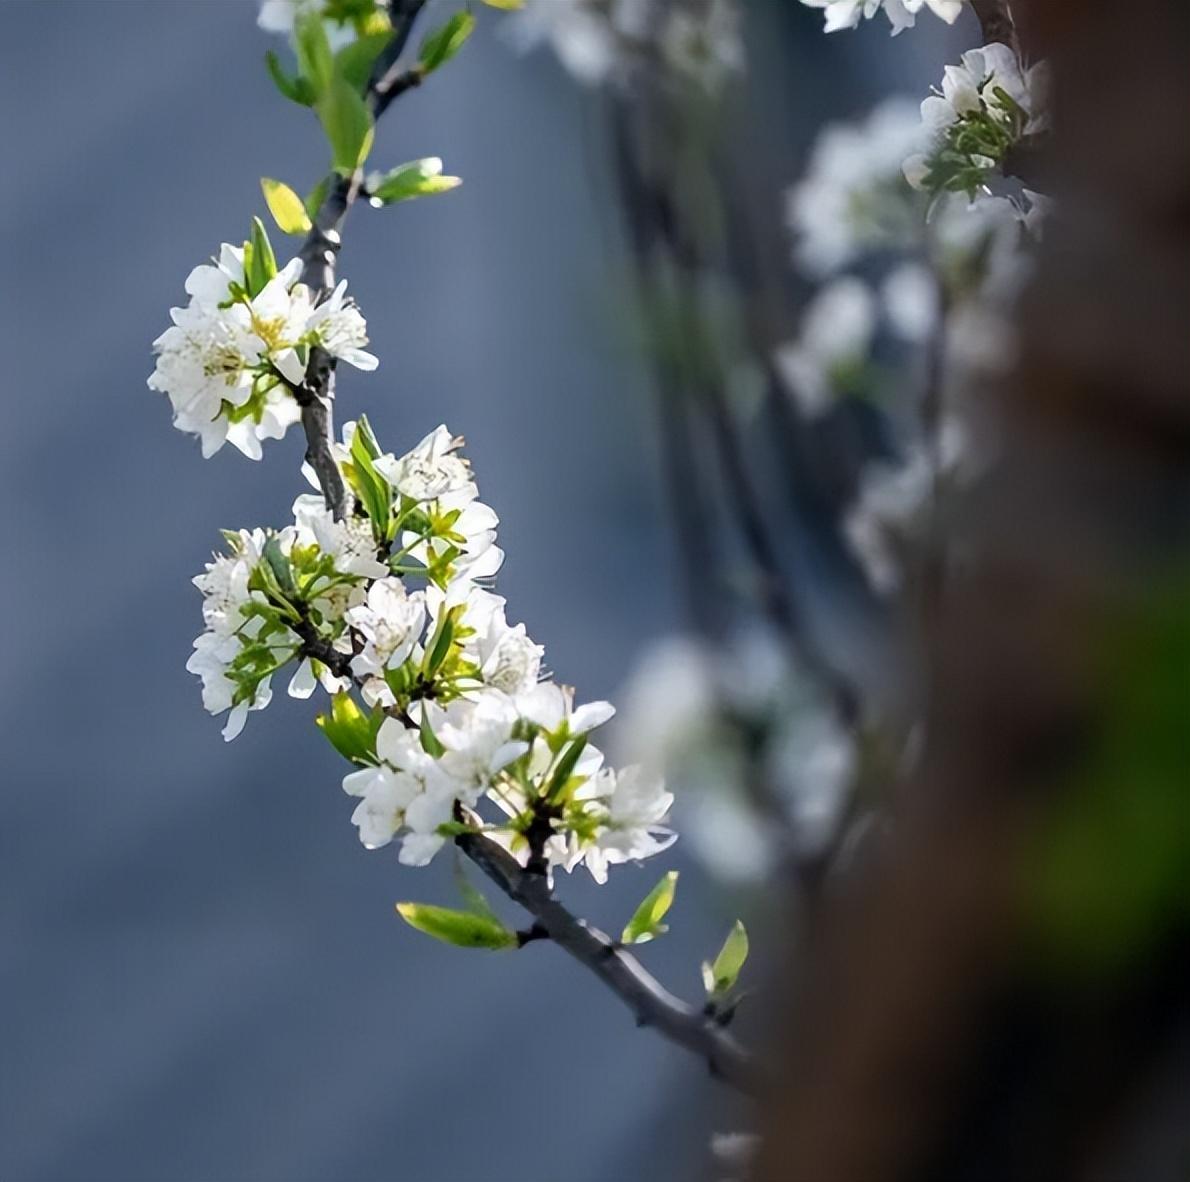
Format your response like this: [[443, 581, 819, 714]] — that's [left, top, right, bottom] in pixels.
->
[[0, 4, 964, 1179]]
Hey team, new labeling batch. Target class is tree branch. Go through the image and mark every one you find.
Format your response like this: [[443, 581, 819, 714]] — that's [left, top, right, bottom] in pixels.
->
[[456, 828, 761, 1095], [282, 0, 760, 1097], [295, 0, 429, 520], [970, 0, 1018, 51]]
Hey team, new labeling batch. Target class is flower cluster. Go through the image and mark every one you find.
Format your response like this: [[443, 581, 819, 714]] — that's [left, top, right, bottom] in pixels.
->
[[187, 417, 673, 878], [786, 98, 927, 277], [903, 43, 1049, 197], [799, 0, 966, 35], [617, 633, 856, 882], [777, 17, 1054, 596], [149, 225, 376, 459], [508, 0, 744, 92]]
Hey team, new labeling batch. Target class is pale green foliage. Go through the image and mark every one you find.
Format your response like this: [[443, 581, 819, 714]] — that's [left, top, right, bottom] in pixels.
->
[[622, 871, 679, 945]]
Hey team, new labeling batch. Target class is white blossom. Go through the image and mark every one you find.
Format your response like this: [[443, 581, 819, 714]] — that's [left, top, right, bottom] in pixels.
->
[[903, 44, 1050, 193], [844, 418, 968, 593], [514, 681, 616, 739], [257, 0, 363, 50], [445, 585, 544, 696], [882, 262, 940, 343], [507, 0, 744, 91], [572, 765, 675, 884], [433, 692, 530, 794], [787, 98, 925, 277], [292, 493, 389, 580], [187, 528, 295, 740], [774, 278, 876, 416], [374, 424, 473, 502], [304, 279, 378, 372], [659, 0, 745, 92], [799, 0, 965, 35], [342, 719, 459, 863], [345, 577, 427, 699], [151, 246, 378, 460]]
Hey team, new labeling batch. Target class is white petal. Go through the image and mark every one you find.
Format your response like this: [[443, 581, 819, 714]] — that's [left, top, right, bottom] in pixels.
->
[[221, 703, 248, 742], [287, 658, 317, 700]]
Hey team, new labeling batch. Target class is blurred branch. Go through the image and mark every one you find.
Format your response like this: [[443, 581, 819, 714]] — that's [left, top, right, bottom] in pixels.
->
[[971, 0, 1018, 51], [757, 0, 1190, 1177]]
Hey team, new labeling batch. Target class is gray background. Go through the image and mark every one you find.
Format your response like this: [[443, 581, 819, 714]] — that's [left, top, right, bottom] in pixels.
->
[[0, 3, 963, 1179]]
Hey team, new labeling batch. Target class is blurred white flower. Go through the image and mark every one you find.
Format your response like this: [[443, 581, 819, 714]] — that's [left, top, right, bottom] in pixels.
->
[[799, 0, 965, 35], [774, 278, 876, 416], [787, 98, 925, 276]]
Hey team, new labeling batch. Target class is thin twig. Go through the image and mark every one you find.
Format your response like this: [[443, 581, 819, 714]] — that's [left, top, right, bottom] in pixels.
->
[[457, 829, 761, 1094], [970, 0, 1018, 52], [294, 0, 429, 520]]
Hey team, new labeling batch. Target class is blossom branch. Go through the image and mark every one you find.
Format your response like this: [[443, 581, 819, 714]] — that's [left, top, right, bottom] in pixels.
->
[[296, 0, 429, 520], [456, 828, 761, 1095], [291, 627, 760, 1094]]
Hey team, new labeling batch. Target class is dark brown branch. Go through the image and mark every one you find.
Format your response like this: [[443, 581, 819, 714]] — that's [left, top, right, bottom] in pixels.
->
[[295, 0, 428, 521], [457, 829, 761, 1095], [970, 0, 1018, 51]]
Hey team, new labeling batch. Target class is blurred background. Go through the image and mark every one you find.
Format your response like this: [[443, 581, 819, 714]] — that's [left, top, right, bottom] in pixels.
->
[[0, 2, 971, 1180]]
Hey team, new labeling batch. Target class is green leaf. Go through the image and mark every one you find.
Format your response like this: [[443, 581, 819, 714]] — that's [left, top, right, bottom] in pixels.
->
[[347, 414, 391, 537], [545, 735, 588, 802], [265, 50, 317, 106], [702, 920, 749, 998], [316, 692, 382, 763], [479, 0, 524, 8], [335, 30, 395, 90], [422, 610, 456, 678], [418, 10, 475, 74], [396, 902, 516, 950], [366, 157, 462, 206], [245, 217, 278, 297], [351, 413, 383, 459], [261, 178, 313, 235], [318, 74, 375, 176], [262, 535, 296, 596], [295, 9, 335, 98], [305, 176, 331, 219], [621, 871, 679, 945], [419, 707, 446, 759]]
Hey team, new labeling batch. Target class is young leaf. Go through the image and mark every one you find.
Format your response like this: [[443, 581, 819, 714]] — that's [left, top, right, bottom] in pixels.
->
[[545, 735, 588, 802], [261, 178, 313, 235], [418, 10, 475, 75], [316, 692, 381, 763], [419, 708, 446, 759], [396, 902, 516, 950], [335, 30, 395, 90], [318, 74, 375, 176], [479, 0, 524, 8], [246, 217, 278, 296], [265, 50, 317, 106], [622, 871, 679, 945], [305, 175, 331, 219], [262, 535, 296, 596], [295, 9, 335, 98], [366, 157, 462, 206], [347, 415, 391, 536], [701, 920, 749, 998]]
